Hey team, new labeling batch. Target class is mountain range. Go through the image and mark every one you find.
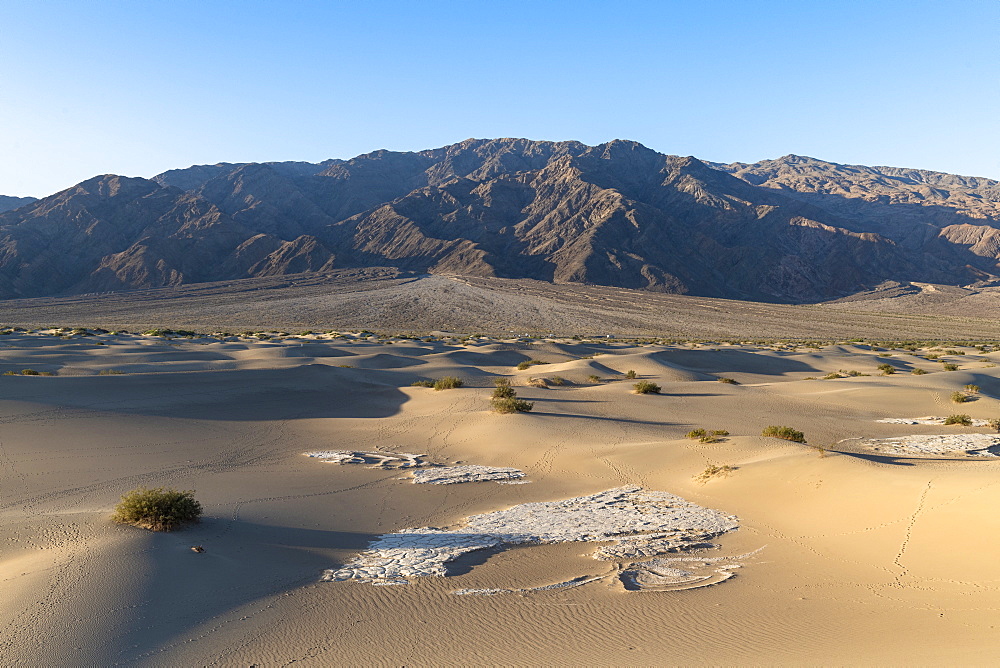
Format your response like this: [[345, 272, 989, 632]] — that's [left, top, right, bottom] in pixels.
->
[[1, 138, 998, 303]]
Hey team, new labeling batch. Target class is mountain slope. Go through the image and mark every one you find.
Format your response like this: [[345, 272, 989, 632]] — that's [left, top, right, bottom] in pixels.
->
[[0, 195, 37, 214], [0, 139, 995, 302]]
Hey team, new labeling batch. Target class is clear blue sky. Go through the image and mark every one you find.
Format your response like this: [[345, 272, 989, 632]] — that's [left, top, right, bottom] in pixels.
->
[[1, 0, 998, 196]]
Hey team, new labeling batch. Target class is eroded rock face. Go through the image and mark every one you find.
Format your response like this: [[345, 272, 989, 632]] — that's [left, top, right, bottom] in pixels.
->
[[3, 139, 999, 302], [323, 486, 741, 589]]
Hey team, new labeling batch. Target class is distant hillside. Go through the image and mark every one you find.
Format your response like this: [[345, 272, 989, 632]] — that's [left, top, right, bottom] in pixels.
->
[[0, 139, 997, 302], [0, 195, 37, 213]]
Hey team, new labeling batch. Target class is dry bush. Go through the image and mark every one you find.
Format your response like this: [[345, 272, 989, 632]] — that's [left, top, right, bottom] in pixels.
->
[[410, 380, 434, 388], [112, 487, 202, 532], [587, 374, 602, 383], [492, 396, 534, 414], [433, 376, 464, 391], [951, 391, 969, 403], [633, 380, 660, 394], [762, 425, 806, 443], [625, 370, 638, 379], [943, 414, 972, 426], [716, 377, 738, 384], [964, 384, 981, 393], [694, 464, 737, 483], [526, 377, 549, 388], [911, 368, 927, 375]]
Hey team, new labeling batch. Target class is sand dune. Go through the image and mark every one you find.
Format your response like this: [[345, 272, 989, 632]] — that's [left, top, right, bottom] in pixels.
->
[[2, 330, 1000, 665]]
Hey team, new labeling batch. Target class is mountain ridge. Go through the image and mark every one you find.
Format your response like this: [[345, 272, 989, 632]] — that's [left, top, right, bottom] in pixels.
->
[[1, 138, 998, 303]]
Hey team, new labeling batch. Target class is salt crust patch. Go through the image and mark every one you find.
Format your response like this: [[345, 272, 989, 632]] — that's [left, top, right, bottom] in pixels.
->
[[304, 450, 427, 468], [410, 465, 525, 485], [305, 451, 527, 484], [323, 486, 740, 590], [862, 434, 1000, 456], [877, 416, 994, 427]]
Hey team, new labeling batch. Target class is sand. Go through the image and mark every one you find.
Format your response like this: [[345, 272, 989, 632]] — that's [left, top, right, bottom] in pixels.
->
[[2, 329, 1000, 665]]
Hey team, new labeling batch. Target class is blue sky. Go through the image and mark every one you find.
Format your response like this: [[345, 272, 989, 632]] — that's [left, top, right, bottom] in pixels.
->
[[1, 0, 998, 195]]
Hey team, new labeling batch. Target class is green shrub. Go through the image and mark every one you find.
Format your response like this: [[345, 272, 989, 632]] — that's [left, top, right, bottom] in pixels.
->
[[433, 376, 464, 391], [587, 374, 602, 383], [951, 391, 969, 403], [943, 414, 972, 426], [633, 380, 660, 394], [877, 363, 895, 375], [716, 377, 738, 384], [625, 369, 638, 379], [492, 376, 515, 395], [686, 428, 707, 439], [410, 380, 434, 388], [549, 376, 566, 386], [964, 384, 981, 393], [711, 429, 730, 436], [988, 419, 1000, 433], [942, 363, 958, 371], [491, 396, 534, 414], [823, 372, 844, 380], [98, 369, 124, 375], [20, 369, 39, 376], [762, 425, 806, 443], [111, 487, 202, 532], [911, 368, 928, 375], [516, 360, 546, 371], [2, 370, 16, 376]]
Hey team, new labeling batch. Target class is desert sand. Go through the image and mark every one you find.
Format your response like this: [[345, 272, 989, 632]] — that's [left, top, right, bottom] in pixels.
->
[[2, 328, 1000, 665]]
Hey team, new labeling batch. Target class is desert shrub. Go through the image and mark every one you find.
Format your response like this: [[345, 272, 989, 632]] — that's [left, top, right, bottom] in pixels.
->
[[925, 353, 940, 360], [823, 372, 845, 380], [633, 380, 660, 394], [762, 425, 806, 443], [988, 419, 1000, 432], [39, 371, 54, 376], [845, 370, 864, 376], [877, 363, 895, 375], [526, 377, 549, 388], [410, 380, 434, 388], [942, 363, 958, 371], [711, 429, 730, 436], [492, 377, 516, 399], [143, 329, 173, 337], [587, 374, 602, 383], [716, 377, 738, 384], [111, 487, 202, 532], [98, 369, 124, 375], [694, 464, 737, 483], [951, 391, 969, 403], [911, 368, 927, 375], [964, 384, 981, 393], [2, 370, 16, 376], [516, 360, 546, 371], [625, 369, 638, 379], [549, 376, 566, 386], [943, 414, 972, 426], [433, 376, 464, 391], [20, 369, 39, 376], [686, 428, 707, 439], [335, 364, 353, 368], [491, 396, 534, 414]]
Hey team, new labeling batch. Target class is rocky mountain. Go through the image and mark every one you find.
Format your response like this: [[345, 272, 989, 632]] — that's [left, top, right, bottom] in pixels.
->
[[0, 195, 37, 214], [0, 139, 997, 303], [713, 155, 1000, 280]]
